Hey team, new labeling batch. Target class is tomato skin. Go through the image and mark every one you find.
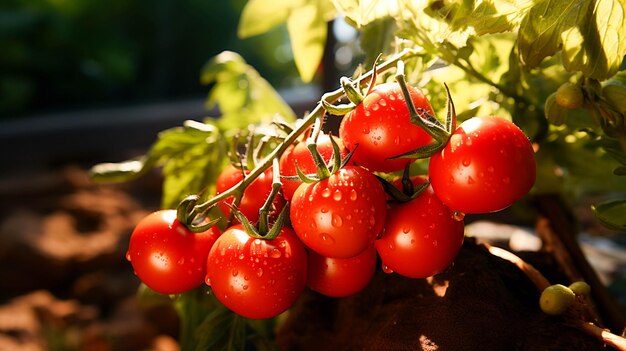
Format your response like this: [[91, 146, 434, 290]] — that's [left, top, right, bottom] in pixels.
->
[[279, 134, 349, 202], [290, 165, 387, 259], [339, 82, 434, 173], [428, 116, 536, 214], [375, 186, 464, 279], [205, 225, 308, 319], [127, 210, 220, 294], [307, 244, 377, 297], [216, 164, 284, 223]]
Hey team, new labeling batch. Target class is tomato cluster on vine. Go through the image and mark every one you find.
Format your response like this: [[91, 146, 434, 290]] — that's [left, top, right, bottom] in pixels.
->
[[126, 69, 536, 320]]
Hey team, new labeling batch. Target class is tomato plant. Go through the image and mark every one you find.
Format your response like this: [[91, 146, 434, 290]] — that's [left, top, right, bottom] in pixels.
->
[[339, 82, 435, 172], [127, 209, 220, 295], [428, 116, 537, 214], [290, 165, 387, 259], [279, 133, 348, 201], [205, 224, 308, 319], [216, 164, 284, 223], [306, 244, 377, 297]]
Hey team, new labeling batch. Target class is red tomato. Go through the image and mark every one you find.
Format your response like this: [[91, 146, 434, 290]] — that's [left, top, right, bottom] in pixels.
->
[[339, 82, 434, 173], [376, 185, 465, 279], [307, 244, 377, 297], [279, 134, 349, 201], [428, 116, 536, 214], [290, 165, 387, 259], [216, 164, 284, 223], [127, 210, 220, 294], [205, 224, 308, 319]]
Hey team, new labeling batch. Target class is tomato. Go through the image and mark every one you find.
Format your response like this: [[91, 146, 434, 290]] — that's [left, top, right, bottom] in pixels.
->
[[290, 165, 387, 258], [339, 82, 434, 173], [307, 244, 377, 297], [216, 164, 284, 223], [428, 116, 536, 214], [205, 224, 308, 319], [279, 134, 349, 201], [375, 185, 465, 279], [127, 210, 220, 294]]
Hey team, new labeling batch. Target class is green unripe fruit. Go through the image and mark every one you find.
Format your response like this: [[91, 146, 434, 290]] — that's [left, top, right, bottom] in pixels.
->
[[540, 284, 575, 315], [569, 281, 591, 296], [544, 92, 567, 126], [555, 82, 584, 109]]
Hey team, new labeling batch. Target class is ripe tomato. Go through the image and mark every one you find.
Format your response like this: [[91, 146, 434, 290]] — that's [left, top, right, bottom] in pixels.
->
[[127, 210, 220, 294], [428, 116, 536, 214], [290, 165, 387, 259], [339, 82, 434, 173], [307, 244, 377, 297], [376, 185, 465, 279], [216, 164, 284, 223], [279, 134, 349, 201], [205, 224, 308, 319]]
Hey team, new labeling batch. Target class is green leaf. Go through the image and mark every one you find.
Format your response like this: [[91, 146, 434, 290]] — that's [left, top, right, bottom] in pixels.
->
[[333, 0, 398, 28], [238, 0, 292, 38], [200, 51, 296, 129], [518, 0, 626, 80], [150, 120, 228, 209], [359, 17, 397, 69], [89, 156, 153, 183], [287, 3, 328, 82], [592, 199, 626, 231], [460, 0, 533, 35]]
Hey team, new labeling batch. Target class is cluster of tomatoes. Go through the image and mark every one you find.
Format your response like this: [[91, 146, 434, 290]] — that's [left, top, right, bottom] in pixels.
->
[[126, 81, 536, 319]]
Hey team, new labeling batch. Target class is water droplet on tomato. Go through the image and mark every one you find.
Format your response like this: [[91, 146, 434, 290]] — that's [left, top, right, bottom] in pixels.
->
[[242, 285, 249, 290], [429, 223, 436, 229], [467, 176, 475, 184], [388, 242, 395, 250], [320, 233, 335, 245], [487, 166, 495, 173], [332, 214, 343, 227], [465, 137, 473, 146], [321, 188, 331, 198], [389, 94, 396, 101], [502, 177, 510, 184], [256, 268, 264, 277], [402, 226, 410, 234], [379, 99, 387, 106], [369, 216, 376, 226], [177, 257, 185, 265], [269, 249, 282, 258], [232, 269, 238, 277], [382, 264, 394, 274], [433, 240, 438, 247], [125, 251, 131, 261], [321, 207, 328, 213], [205, 276, 211, 286], [349, 189, 358, 201], [362, 126, 370, 134], [462, 158, 471, 167], [333, 190, 343, 201], [238, 253, 245, 260], [393, 136, 400, 145], [371, 103, 380, 111]]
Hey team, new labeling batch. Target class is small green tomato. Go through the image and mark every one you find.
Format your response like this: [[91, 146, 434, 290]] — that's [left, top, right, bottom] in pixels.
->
[[555, 82, 584, 109], [540, 284, 575, 315], [569, 281, 591, 296]]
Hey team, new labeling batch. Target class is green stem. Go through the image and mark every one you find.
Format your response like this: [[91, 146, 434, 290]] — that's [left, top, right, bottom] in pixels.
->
[[257, 158, 282, 235], [187, 48, 420, 222]]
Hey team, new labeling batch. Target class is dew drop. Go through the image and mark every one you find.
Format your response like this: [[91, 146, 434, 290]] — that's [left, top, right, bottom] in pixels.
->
[[402, 226, 410, 234], [256, 267, 264, 277], [239, 253, 245, 260], [332, 214, 343, 228], [177, 257, 185, 265], [320, 233, 336, 245], [433, 240, 439, 247], [231, 269, 239, 277], [379, 99, 387, 106], [429, 223, 436, 229], [321, 188, 331, 198], [371, 103, 380, 111], [205, 277, 211, 286], [393, 136, 400, 145], [125, 251, 132, 262], [333, 190, 343, 201], [369, 216, 376, 226], [269, 249, 282, 259], [389, 94, 396, 101], [467, 176, 475, 184], [487, 166, 495, 173], [362, 127, 370, 134], [465, 137, 473, 146], [242, 285, 249, 290], [382, 264, 394, 274], [321, 207, 328, 213], [502, 177, 510, 184], [462, 158, 471, 167], [349, 189, 358, 201], [388, 242, 395, 250]]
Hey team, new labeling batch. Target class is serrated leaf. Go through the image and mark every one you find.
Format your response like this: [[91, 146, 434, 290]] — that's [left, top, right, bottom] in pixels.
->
[[519, 0, 626, 80], [359, 17, 396, 68], [592, 199, 626, 231], [200, 51, 296, 129], [287, 4, 328, 82], [238, 0, 293, 38]]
